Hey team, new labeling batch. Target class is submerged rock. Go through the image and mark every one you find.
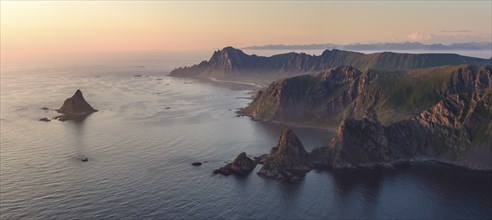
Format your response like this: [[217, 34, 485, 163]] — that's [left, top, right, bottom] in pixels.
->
[[257, 128, 312, 182], [56, 90, 97, 121], [192, 162, 202, 166], [213, 152, 256, 176], [39, 117, 51, 122]]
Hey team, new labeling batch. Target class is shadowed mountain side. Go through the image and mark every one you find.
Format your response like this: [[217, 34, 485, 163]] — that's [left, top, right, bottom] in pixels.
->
[[240, 65, 491, 127], [310, 90, 492, 170], [169, 47, 491, 78]]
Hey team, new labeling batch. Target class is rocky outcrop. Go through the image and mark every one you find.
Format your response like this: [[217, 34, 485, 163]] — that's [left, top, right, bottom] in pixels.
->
[[213, 152, 257, 176], [56, 90, 97, 121], [241, 65, 492, 127], [311, 90, 492, 170], [257, 128, 312, 182], [169, 47, 491, 78]]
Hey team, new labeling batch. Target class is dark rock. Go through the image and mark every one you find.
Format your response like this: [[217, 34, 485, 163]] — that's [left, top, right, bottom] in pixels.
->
[[213, 152, 256, 176], [81, 157, 88, 162], [41, 107, 50, 111], [165, 107, 171, 109], [192, 162, 202, 166], [253, 154, 267, 164], [56, 90, 97, 121], [39, 117, 51, 122], [257, 128, 312, 182], [134, 74, 142, 77]]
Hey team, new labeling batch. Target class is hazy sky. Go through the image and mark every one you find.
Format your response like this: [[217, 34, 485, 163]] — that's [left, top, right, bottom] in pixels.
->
[[1, 1, 491, 63]]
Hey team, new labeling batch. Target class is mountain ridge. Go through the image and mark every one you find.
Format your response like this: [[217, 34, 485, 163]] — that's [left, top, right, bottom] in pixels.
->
[[169, 47, 491, 78], [240, 64, 491, 127]]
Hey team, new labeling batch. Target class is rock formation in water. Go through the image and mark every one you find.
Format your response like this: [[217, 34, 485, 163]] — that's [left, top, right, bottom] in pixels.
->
[[213, 152, 257, 176], [56, 90, 97, 121], [192, 162, 202, 166], [257, 128, 312, 182], [169, 46, 490, 78], [241, 65, 491, 127]]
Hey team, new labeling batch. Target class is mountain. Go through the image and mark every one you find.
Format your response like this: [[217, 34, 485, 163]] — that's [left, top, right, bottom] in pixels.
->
[[240, 65, 491, 127], [310, 90, 492, 170], [169, 47, 491, 78]]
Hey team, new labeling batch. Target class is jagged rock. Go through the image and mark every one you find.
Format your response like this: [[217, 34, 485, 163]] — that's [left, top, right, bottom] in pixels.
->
[[213, 152, 256, 176], [257, 128, 312, 182], [56, 90, 97, 121], [253, 154, 268, 164]]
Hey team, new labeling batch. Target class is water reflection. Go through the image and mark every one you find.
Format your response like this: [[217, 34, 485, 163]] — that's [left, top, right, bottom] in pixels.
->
[[332, 169, 384, 206], [64, 116, 89, 161]]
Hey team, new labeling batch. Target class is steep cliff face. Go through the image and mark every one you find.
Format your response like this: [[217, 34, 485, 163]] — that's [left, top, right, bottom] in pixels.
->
[[257, 128, 312, 182], [169, 47, 491, 78], [242, 65, 491, 127], [312, 90, 492, 170]]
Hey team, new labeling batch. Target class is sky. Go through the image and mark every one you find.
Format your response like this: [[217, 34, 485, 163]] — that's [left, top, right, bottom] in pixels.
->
[[1, 1, 491, 64]]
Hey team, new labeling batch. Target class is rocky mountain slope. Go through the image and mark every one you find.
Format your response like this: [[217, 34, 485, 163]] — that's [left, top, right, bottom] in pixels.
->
[[170, 47, 490, 78], [311, 89, 492, 170], [240, 65, 491, 127]]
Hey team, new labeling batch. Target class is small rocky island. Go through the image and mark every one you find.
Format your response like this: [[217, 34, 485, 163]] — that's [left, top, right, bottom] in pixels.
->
[[214, 129, 313, 182], [52, 90, 98, 121], [213, 152, 256, 176]]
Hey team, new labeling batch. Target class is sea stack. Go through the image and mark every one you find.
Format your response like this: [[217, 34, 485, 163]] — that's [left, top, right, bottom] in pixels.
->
[[257, 128, 312, 182], [213, 152, 257, 176], [56, 90, 97, 120]]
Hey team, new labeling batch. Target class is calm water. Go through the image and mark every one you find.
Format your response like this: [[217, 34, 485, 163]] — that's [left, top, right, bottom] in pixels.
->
[[1, 65, 491, 219]]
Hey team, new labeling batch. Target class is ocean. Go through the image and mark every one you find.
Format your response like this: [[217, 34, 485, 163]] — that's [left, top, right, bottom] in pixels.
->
[[1, 57, 491, 219]]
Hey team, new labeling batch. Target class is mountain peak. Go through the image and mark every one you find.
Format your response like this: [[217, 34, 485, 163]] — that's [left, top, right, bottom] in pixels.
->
[[257, 128, 312, 182], [276, 128, 307, 156]]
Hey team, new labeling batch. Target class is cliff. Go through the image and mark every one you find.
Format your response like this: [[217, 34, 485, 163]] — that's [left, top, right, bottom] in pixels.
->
[[240, 65, 492, 127], [169, 47, 491, 78], [311, 90, 492, 170]]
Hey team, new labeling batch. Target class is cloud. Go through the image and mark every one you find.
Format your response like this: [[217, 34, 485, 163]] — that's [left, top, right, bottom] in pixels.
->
[[407, 32, 432, 42], [440, 30, 472, 33]]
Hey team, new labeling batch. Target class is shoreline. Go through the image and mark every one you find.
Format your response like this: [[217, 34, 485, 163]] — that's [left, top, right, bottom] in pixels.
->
[[209, 77, 263, 89], [168, 74, 264, 91]]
